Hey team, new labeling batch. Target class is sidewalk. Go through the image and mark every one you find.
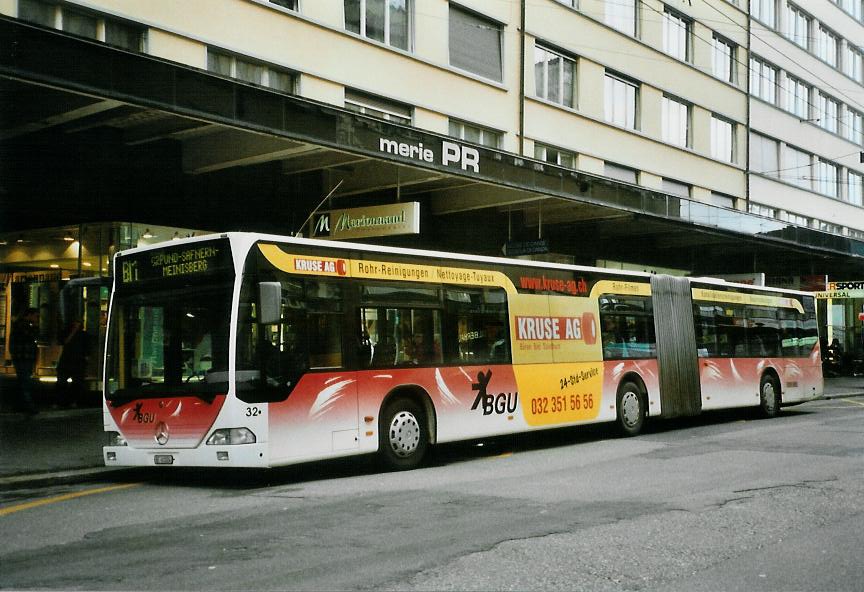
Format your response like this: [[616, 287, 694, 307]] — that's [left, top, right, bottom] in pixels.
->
[[1, 377, 863, 487]]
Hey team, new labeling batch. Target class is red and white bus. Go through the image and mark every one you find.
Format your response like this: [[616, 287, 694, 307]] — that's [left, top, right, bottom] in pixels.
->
[[103, 233, 822, 469]]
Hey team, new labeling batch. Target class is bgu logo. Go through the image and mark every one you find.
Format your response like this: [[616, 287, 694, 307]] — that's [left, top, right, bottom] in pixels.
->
[[132, 402, 155, 424], [471, 370, 518, 416]]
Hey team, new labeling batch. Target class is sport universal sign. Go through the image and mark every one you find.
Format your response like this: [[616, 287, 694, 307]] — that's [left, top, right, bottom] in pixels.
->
[[311, 202, 420, 240]]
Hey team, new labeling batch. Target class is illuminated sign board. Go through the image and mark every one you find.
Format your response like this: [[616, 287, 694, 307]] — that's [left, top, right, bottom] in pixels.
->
[[311, 202, 420, 240], [117, 238, 232, 287]]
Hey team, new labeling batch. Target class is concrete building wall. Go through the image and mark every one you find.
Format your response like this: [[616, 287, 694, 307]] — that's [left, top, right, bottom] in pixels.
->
[[2, 0, 862, 237], [747, 0, 864, 237]]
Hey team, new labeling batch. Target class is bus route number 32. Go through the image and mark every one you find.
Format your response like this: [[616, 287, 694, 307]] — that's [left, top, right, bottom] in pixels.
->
[[245, 406, 262, 417]]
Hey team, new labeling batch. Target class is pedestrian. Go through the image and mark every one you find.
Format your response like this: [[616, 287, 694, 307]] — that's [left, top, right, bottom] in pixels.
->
[[10, 307, 39, 415], [57, 319, 87, 407]]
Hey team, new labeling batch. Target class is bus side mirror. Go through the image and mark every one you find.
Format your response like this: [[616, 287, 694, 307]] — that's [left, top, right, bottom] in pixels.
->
[[258, 282, 282, 325]]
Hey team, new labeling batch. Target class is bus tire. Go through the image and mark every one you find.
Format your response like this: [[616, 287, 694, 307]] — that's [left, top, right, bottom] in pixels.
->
[[758, 374, 781, 418], [616, 381, 645, 437], [379, 397, 428, 471]]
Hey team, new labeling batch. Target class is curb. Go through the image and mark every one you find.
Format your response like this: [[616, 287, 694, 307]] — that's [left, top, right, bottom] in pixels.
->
[[822, 391, 864, 400]]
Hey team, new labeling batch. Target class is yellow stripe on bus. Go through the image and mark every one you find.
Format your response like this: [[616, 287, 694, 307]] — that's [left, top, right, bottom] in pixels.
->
[[691, 288, 804, 313], [589, 280, 652, 298], [257, 243, 517, 293]]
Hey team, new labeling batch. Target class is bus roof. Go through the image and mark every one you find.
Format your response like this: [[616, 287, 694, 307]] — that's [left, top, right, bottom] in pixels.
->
[[115, 232, 817, 299]]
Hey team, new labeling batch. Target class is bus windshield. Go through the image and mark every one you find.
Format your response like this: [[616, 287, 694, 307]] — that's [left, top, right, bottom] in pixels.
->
[[106, 284, 232, 403]]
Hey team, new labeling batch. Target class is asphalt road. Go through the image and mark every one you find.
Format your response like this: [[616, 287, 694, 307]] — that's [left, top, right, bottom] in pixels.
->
[[1, 398, 862, 591]]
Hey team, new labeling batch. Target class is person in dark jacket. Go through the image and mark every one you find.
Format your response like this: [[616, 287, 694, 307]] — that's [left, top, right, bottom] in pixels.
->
[[57, 319, 88, 406], [10, 308, 39, 414]]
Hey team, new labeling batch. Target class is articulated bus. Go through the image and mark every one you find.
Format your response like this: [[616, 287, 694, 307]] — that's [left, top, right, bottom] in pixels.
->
[[103, 233, 822, 470]]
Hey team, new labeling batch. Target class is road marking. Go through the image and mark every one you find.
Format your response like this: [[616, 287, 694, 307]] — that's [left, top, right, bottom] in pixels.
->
[[0, 483, 140, 517], [841, 398, 864, 407]]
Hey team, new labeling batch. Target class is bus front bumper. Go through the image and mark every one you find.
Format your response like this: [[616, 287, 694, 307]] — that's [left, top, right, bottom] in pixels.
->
[[103, 443, 269, 468]]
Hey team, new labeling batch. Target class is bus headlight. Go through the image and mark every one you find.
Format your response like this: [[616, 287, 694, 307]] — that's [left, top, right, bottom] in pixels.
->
[[206, 428, 257, 445], [106, 431, 127, 446]]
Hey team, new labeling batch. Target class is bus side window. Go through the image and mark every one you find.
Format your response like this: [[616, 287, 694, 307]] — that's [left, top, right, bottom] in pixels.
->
[[443, 288, 510, 365], [360, 307, 442, 367], [599, 295, 655, 360], [693, 305, 719, 357], [779, 308, 801, 357], [747, 306, 781, 357]]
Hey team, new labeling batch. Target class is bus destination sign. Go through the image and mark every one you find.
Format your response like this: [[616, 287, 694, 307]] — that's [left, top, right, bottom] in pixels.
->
[[119, 239, 232, 286]]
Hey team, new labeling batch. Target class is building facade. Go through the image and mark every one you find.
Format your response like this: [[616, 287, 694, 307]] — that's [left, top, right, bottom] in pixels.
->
[[1, 0, 863, 380]]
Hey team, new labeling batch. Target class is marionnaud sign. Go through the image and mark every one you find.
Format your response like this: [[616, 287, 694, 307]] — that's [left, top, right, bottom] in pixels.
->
[[312, 202, 420, 240]]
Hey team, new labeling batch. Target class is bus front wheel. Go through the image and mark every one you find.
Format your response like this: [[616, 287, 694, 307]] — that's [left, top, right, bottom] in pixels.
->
[[616, 381, 645, 437], [759, 374, 781, 418], [379, 397, 429, 470]]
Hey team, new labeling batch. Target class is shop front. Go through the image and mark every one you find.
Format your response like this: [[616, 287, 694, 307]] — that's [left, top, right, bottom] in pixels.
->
[[815, 282, 864, 377], [0, 222, 202, 405]]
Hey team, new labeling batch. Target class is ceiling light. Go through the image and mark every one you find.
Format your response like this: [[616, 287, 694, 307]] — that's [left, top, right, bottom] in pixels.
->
[[82, 262, 92, 267], [50, 264, 60, 269], [142, 229, 154, 239]]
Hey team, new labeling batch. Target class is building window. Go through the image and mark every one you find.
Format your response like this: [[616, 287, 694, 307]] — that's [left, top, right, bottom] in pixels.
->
[[604, 73, 638, 130], [844, 45, 863, 83], [816, 160, 839, 197], [662, 8, 691, 61], [816, 92, 839, 133], [816, 26, 839, 67], [207, 50, 296, 93], [269, 0, 298, 9], [662, 95, 689, 147], [449, 119, 501, 148], [751, 0, 776, 27], [849, 228, 864, 239], [18, 0, 145, 51], [534, 45, 576, 108], [711, 116, 734, 163], [345, 0, 411, 50], [749, 203, 776, 218], [18, 0, 55, 26], [838, 0, 863, 20], [846, 171, 863, 206], [605, 162, 638, 183], [782, 146, 812, 189], [781, 211, 809, 226], [846, 109, 864, 145], [449, 5, 503, 82], [713, 36, 735, 83], [785, 5, 810, 50], [606, 0, 637, 36], [709, 192, 736, 208], [345, 89, 411, 124], [816, 220, 842, 234], [751, 133, 779, 177], [535, 142, 576, 168], [749, 57, 777, 105], [784, 75, 810, 118], [662, 178, 690, 198]]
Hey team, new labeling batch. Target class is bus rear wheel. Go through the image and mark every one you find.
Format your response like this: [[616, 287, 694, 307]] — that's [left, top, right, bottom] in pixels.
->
[[759, 374, 781, 418], [616, 381, 645, 437], [379, 397, 429, 470]]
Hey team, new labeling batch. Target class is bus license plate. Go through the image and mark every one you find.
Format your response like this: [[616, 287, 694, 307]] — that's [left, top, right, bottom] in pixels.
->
[[154, 454, 174, 465]]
